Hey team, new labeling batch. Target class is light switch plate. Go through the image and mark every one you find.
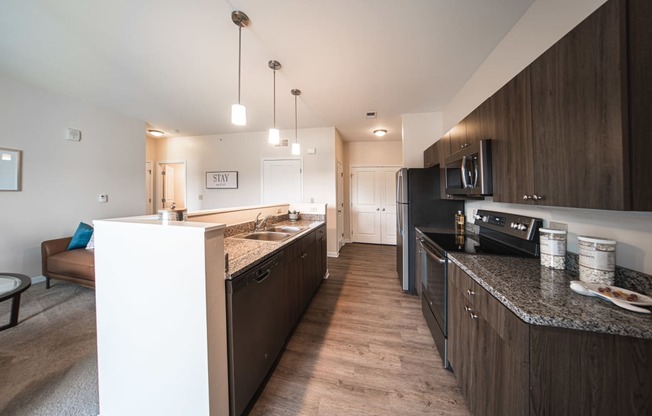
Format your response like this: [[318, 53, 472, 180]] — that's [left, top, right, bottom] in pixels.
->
[[67, 128, 82, 141], [98, 194, 108, 203]]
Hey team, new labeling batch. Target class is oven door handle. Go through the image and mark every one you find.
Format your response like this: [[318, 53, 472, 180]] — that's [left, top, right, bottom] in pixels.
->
[[419, 238, 446, 264]]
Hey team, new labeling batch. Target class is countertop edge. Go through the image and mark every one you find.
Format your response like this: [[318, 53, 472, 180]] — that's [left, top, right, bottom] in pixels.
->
[[447, 254, 652, 340]]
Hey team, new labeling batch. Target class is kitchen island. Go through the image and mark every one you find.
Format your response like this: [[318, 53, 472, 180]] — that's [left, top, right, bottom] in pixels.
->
[[93, 203, 327, 416]]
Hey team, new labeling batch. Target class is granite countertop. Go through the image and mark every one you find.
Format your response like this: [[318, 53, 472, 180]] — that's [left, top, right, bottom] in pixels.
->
[[448, 252, 652, 340], [224, 219, 324, 278]]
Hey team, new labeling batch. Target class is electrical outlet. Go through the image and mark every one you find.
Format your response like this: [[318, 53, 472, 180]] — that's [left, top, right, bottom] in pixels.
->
[[198, 195, 203, 200], [549, 221, 568, 231], [98, 194, 108, 203]]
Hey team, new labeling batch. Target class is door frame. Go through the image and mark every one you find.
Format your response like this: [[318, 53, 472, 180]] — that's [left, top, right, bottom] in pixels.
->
[[156, 160, 187, 210], [146, 160, 155, 214]]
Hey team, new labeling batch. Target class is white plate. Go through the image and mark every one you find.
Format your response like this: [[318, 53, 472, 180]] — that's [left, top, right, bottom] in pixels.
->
[[583, 282, 652, 306]]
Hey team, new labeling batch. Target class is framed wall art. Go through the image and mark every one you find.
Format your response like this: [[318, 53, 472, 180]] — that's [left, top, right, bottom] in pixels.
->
[[206, 171, 238, 189]]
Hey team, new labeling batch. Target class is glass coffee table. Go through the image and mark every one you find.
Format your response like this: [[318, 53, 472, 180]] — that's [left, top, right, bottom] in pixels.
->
[[0, 273, 31, 331]]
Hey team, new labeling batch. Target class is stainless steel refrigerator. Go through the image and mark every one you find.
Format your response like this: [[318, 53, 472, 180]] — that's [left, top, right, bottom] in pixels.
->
[[396, 167, 463, 294]]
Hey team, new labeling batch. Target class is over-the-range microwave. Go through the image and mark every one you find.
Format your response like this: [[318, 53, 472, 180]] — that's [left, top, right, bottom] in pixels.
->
[[444, 139, 492, 197]]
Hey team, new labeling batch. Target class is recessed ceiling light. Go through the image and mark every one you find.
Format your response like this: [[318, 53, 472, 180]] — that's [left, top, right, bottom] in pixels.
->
[[373, 129, 387, 137], [148, 129, 165, 137]]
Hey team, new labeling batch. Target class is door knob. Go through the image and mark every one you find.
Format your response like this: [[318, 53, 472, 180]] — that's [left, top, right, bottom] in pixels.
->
[[382, 208, 386, 211], [376, 208, 380, 211]]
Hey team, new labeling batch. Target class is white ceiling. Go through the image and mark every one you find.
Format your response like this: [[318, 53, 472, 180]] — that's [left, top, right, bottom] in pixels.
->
[[0, 0, 535, 142]]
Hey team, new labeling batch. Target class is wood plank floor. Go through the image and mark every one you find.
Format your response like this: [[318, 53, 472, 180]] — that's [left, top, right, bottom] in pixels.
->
[[250, 243, 469, 416]]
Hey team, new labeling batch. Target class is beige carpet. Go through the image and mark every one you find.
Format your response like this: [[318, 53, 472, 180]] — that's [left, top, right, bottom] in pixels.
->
[[0, 281, 98, 415]]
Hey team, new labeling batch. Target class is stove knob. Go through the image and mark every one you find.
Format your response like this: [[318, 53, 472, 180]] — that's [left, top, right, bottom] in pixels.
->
[[517, 224, 527, 231], [474, 214, 482, 220], [482, 216, 489, 222], [510, 222, 517, 229]]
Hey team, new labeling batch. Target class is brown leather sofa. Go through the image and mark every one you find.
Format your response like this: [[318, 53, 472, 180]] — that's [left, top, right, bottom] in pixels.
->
[[41, 237, 95, 289]]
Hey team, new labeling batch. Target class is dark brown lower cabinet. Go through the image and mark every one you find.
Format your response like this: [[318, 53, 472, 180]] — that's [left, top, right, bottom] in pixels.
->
[[448, 263, 529, 416], [448, 262, 652, 416], [282, 224, 327, 337], [529, 326, 652, 416]]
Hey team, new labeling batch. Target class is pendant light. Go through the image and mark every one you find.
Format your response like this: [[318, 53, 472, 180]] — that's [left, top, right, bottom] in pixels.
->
[[268, 60, 281, 145], [291, 89, 301, 155], [231, 11, 249, 126]]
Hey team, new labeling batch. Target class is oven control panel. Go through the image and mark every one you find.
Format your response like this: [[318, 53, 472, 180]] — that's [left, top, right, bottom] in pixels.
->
[[474, 209, 543, 241]]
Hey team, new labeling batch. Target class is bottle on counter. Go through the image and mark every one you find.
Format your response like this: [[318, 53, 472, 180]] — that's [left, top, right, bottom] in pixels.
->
[[455, 210, 465, 234]]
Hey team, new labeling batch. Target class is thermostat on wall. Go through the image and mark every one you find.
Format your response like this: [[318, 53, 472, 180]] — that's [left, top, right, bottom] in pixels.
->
[[67, 128, 82, 142]]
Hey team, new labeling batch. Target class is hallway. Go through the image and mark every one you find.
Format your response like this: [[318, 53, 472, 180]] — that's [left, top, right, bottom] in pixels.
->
[[251, 243, 468, 415]]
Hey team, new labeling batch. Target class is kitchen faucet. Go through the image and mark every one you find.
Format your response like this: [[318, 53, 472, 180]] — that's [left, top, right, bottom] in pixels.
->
[[254, 212, 274, 231]]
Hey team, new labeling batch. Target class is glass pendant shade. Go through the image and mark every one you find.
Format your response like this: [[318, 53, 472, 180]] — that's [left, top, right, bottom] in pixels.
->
[[291, 142, 301, 155], [231, 104, 246, 126], [268, 128, 280, 145]]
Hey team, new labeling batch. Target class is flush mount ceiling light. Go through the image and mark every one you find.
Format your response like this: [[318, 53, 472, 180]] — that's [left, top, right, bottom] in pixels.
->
[[231, 11, 250, 126], [148, 129, 165, 137], [373, 129, 388, 137], [268, 60, 282, 145], [291, 89, 302, 155]]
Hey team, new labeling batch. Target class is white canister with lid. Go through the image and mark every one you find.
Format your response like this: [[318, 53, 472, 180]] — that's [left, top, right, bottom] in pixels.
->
[[539, 228, 567, 270], [578, 236, 616, 285]]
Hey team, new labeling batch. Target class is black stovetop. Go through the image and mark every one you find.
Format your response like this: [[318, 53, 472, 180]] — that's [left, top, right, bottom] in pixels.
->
[[420, 230, 540, 258]]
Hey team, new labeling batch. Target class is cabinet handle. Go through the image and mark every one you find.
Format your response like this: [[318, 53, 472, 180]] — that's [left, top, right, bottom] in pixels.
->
[[301, 253, 308, 259], [523, 195, 532, 200], [469, 312, 478, 320], [466, 289, 475, 296], [464, 305, 473, 312], [532, 194, 545, 201]]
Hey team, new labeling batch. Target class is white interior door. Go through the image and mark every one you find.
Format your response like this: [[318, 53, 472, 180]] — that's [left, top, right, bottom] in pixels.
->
[[381, 168, 398, 245], [146, 161, 154, 214], [337, 161, 345, 250], [351, 166, 399, 245], [157, 162, 186, 210], [351, 168, 381, 244], [262, 159, 302, 204]]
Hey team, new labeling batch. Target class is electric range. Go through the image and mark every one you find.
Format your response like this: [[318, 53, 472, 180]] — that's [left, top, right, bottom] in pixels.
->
[[416, 209, 543, 368]]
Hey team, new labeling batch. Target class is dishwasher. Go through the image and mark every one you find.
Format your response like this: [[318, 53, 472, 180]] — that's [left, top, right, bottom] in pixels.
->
[[226, 252, 285, 416]]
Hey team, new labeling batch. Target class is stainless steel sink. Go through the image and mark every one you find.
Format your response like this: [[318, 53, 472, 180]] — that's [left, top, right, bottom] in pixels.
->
[[265, 225, 308, 233], [237, 231, 292, 242]]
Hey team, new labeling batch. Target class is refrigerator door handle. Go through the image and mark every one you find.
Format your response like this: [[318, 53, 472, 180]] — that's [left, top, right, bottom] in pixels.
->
[[396, 170, 403, 202], [397, 203, 403, 236]]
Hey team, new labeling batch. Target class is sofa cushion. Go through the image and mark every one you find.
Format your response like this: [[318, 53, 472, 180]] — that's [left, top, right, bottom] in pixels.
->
[[67, 222, 94, 250], [48, 249, 95, 281]]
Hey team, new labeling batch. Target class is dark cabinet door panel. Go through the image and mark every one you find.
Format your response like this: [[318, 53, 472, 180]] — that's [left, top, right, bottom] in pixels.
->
[[530, 326, 652, 416], [491, 68, 534, 204], [629, 0, 652, 210], [530, 0, 628, 209]]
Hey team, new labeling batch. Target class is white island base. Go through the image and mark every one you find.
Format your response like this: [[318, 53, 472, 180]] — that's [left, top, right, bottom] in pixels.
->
[[93, 218, 228, 416]]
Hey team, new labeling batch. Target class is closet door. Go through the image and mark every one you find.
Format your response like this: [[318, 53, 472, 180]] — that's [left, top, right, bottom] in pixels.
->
[[350, 167, 399, 245]]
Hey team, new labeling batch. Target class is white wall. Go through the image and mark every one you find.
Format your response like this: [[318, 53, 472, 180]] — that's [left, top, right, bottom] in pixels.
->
[[444, 0, 652, 274], [155, 127, 340, 255], [443, 0, 608, 130], [0, 74, 146, 277], [401, 112, 443, 168]]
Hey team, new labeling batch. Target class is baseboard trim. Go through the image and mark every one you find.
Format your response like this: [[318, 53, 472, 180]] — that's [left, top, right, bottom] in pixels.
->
[[31, 275, 46, 284]]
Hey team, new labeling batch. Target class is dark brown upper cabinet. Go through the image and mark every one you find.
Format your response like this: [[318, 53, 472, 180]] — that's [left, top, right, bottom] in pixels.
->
[[448, 120, 467, 154], [529, 0, 627, 209], [492, 0, 650, 211], [491, 68, 535, 204]]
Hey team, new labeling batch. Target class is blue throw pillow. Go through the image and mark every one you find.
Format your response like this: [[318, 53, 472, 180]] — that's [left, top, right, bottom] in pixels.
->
[[67, 222, 94, 250]]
